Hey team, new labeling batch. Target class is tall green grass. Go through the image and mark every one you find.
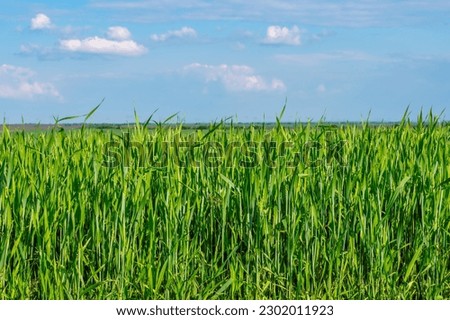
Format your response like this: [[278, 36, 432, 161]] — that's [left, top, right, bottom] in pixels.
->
[[0, 112, 449, 299]]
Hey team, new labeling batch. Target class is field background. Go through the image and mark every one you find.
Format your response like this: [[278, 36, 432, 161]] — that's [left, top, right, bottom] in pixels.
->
[[0, 113, 449, 299]]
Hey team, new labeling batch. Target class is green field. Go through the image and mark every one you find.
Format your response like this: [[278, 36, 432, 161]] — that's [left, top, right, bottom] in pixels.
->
[[0, 112, 449, 299]]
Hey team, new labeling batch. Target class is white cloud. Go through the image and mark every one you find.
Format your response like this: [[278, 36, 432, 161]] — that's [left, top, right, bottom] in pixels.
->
[[30, 13, 53, 30], [317, 84, 326, 93], [29, 13, 89, 36], [60, 34, 147, 56], [151, 27, 197, 42], [19, 44, 59, 61], [233, 42, 246, 50], [0, 64, 60, 100], [263, 25, 301, 45], [107, 26, 132, 40], [184, 63, 285, 92]]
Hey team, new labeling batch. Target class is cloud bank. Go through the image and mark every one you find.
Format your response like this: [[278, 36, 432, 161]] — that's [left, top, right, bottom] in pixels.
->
[[263, 25, 301, 45], [184, 63, 285, 92], [60, 26, 147, 56], [151, 27, 197, 42], [0, 64, 60, 99], [107, 26, 132, 40], [30, 13, 53, 30]]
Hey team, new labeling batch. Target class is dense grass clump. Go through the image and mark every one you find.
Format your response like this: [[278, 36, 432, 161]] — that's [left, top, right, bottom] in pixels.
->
[[0, 112, 449, 299]]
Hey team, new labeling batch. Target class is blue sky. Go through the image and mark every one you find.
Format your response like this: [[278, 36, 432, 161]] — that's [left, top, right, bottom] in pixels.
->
[[1, 1, 450, 123]]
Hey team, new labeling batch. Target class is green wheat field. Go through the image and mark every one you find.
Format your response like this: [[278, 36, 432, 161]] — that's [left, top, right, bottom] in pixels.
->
[[0, 110, 449, 299]]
